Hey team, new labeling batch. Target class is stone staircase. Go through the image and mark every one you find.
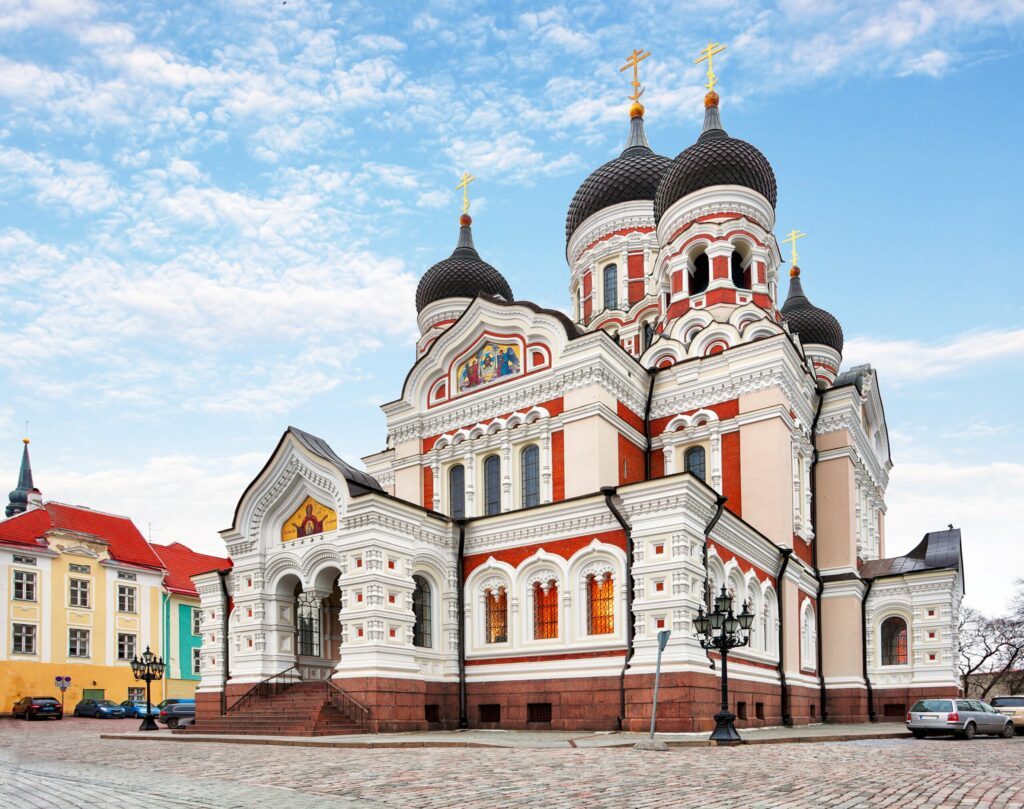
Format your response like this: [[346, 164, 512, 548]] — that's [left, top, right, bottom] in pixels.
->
[[184, 681, 367, 737]]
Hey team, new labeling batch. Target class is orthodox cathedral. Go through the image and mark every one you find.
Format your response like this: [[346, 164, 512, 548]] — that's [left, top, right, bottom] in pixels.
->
[[179, 51, 963, 734]]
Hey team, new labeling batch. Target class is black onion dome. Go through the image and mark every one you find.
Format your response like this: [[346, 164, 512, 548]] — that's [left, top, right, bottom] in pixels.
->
[[781, 271, 844, 354], [565, 112, 671, 242], [654, 94, 777, 224], [415, 216, 513, 313]]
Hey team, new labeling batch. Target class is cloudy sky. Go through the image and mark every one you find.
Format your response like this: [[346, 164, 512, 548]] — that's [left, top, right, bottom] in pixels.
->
[[1, 0, 1022, 614]]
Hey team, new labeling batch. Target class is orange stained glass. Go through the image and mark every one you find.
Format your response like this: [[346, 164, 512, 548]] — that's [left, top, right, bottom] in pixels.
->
[[486, 588, 508, 644], [587, 573, 615, 635], [533, 581, 559, 639]]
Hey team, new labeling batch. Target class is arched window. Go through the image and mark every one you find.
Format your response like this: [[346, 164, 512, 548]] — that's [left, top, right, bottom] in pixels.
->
[[533, 580, 558, 639], [731, 251, 750, 289], [801, 602, 816, 669], [881, 616, 908, 666], [296, 591, 321, 657], [642, 321, 655, 351], [684, 446, 706, 481], [521, 445, 540, 508], [690, 253, 709, 295], [483, 455, 501, 516], [449, 464, 465, 520], [603, 264, 618, 310], [485, 587, 508, 643], [587, 572, 615, 635], [412, 575, 432, 648]]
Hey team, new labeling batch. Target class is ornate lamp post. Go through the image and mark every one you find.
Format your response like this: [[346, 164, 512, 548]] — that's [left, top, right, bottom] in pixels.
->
[[129, 646, 166, 731], [694, 584, 755, 743]]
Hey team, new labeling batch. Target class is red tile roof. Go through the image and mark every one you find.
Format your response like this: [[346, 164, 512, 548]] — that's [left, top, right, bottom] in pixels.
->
[[0, 502, 166, 570], [152, 541, 231, 596]]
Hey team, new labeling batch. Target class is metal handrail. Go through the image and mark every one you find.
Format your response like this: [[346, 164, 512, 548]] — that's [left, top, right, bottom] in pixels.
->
[[326, 679, 370, 731], [227, 664, 300, 714]]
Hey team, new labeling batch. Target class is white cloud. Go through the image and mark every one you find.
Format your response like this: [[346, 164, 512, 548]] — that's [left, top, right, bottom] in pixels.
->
[[0, 148, 119, 213], [0, 0, 97, 32]]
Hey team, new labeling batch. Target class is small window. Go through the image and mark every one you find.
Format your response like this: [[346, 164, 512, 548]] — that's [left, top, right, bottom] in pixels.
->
[[192, 648, 201, 675], [424, 704, 441, 723], [117, 571, 136, 581], [69, 628, 90, 657], [117, 585, 136, 614], [527, 702, 552, 723], [12, 554, 35, 565], [69, 563, 91, 574], [117, 633, 136, 661], [521, 445, 540, 508], [737, 701, 747, 720], [479, 704, 501, 723], [603, 264, 618, 310], [69, 578, 90, 608], [485, 587, 508, 643], [13, 570, 36, 601], [883, 703, 906, 717], [642, 321, 655, 351], [449, 464, 465, 520], [755, 702, 765, 720], [412, 575, 432, 648], [881, 616, 908, 666], [12, 623, 36, 655], [483, 455, 501, 516], [587, 572, 615, 635], [684, 446, 706, 481], [127, 687, 145, 701], [533, 580, 558, 640], [192, 609, 202, 636]]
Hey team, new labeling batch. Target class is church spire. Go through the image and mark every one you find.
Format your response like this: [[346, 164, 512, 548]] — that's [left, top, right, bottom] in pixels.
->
[[620, 48, 654, 156], [695, 41, 728, 140], [6, 437, 35, 518]]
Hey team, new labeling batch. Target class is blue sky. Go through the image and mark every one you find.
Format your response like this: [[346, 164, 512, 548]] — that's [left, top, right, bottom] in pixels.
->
[[1, 0, 1022, 614]]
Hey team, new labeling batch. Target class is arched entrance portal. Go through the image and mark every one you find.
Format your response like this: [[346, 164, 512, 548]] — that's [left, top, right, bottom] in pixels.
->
[[293, 566, 343, 681]]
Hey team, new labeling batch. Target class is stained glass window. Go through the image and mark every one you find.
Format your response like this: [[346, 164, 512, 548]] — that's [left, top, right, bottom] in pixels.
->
[[587, 573, 615, 635], [485, 588, 508, 643], [684, 446, 706, 481], [533, 581, 558, 639], [521, 445, 540, 508], [413, 575, 432, 648], [449, 464, 465, 519], [484, 455, 501, 516], [603, 264, 618, 309], [881, 616, 908, 666]]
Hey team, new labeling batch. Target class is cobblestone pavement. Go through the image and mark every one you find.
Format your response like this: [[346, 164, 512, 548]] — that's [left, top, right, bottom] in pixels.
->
[[2, 718, 1023, 808]]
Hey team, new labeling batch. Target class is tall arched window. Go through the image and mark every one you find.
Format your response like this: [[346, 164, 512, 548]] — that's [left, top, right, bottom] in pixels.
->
[[684, 446, 706, 481], [731, 251, 750, 289], [483, 455, 501, 516], [587, 572, 615, 635], [449, 464, 465, 519], [533, 580, 558, 639], [801, 602, 816, 669], [521, 445, 540, 508], [603, 264, 618, 310], [485, 587, 508, 643], [881, 616, 908, 665], [412, 575, 432, 648], [296, 592, 321, 657], [690, 253, 709, 295], [642, 321, 655, 351]]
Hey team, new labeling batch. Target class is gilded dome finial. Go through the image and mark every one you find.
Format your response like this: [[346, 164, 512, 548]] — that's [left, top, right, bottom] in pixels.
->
[[620, 49, 651, 118], [783, 229, 807, 273], [455, 171, 476, 218]]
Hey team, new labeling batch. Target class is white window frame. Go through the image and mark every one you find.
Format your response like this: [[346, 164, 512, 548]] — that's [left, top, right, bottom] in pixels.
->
[[192, 647, 202, 675], [13, 569, 36, 601], [69, 577, 90, 608], [69, 628, 90, 658], [127, 687, 145, 702], [192, 608, 202, 636], [12, 622, 37, 655], [117, 632, 137, 661], [117, 584, 137, 614]]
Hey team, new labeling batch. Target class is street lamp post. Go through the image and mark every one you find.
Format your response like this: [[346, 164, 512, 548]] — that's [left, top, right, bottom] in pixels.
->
[[694, 584, 755, 744], [129, 646, 166, 731]]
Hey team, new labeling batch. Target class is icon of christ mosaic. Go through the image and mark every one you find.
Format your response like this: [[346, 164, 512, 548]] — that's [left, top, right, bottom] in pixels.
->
[[281, 496, 338, 541], [457, 342, 521, 393]]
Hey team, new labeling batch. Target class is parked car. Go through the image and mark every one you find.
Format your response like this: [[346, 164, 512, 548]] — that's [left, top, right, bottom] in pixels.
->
[[72, 699, 127, 719], [119, 700, 159, 719], [907, 698, 1015, 739], [12, 696, 63, 720], [990, 696, 1024, 735], [155, 698, 194, 711], [157, 701, 195, 729]]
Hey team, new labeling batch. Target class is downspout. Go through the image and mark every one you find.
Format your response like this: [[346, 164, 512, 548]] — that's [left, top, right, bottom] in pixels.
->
[[217, 569, 230, 716], [600, 486, 633, 731], [809, 389, 827, 721], [643, 372, 656, 480], [701, 495, 728, 670], [456, 519, 468, 729], [861, 576, 877, 722], [775, 547, 794, 726]]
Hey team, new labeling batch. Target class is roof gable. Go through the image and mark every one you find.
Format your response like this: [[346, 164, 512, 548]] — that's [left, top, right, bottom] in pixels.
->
[[152, 542, 231, 596]]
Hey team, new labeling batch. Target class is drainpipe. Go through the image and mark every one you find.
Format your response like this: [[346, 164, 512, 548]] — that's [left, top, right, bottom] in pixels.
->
[[861, 576, 877, 722], [643, 373, 656, 480], [775, 547, 794, 726], [808, 389, 827, 721], [217, 569, 231, 716], [456, 519, 468, 729], [701, 495, 728, 670], [600, 486, 633, 731]]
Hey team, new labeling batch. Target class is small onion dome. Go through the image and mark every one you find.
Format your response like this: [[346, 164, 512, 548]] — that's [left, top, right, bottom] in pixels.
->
[[565, 104, 672, 243], [415, 214, 513, 313], [654, 91, 777, 224], [781, 267, 844, 354]]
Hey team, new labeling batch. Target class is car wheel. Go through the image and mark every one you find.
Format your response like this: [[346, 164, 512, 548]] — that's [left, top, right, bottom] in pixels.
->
[[960, 722, 976, 740], [912, 730, 926, 739], [57, 715, 63, 721], [1001, 723, 1015, 739], [167, 718, 179, 729]]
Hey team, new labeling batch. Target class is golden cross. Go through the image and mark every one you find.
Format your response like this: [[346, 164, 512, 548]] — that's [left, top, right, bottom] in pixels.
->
[[783, 229, 807, 267], [694, 41, 727, 92], [619, 49, 651, 102], [455, 171, 476, 215]]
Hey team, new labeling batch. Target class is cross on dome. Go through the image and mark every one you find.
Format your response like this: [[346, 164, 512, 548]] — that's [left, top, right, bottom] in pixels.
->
[[455, 171, 476, 216], [783, 229, 807, 275], [695, 41, 727, 93], [620, 48, 651, 116]]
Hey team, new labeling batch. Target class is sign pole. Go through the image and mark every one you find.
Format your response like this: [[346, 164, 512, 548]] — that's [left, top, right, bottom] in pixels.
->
[[635, 630, 671, 751]]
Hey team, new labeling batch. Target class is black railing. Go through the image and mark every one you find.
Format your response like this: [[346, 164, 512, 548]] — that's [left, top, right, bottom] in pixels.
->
[[226, 664, 300, 714], [326, 680, 370, 731]]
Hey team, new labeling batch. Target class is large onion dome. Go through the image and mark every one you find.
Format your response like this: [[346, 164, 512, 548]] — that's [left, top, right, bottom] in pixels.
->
[[781, 267, 844, 354], [654, 92, 777, 224], [415, 214, 513, 313], [565, 103, 672, 242]]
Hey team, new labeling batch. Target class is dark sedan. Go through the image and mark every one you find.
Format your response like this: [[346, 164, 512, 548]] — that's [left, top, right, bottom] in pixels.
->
[[12, 696, 63, 720], [72, 699, 126, 718]]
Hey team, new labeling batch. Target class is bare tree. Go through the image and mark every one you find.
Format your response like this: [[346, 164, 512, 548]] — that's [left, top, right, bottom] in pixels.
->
[[959, 581, 1024, 698]]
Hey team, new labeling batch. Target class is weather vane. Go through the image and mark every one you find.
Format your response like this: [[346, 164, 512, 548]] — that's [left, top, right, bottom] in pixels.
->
[[620, 49, 651, 102], [783, 229, 807, 268], [695, 41, 727, 92], [455, 171, 476, 216]]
